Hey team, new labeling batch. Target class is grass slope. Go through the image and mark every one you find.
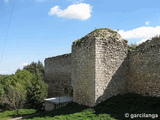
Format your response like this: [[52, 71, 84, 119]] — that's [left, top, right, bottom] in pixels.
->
[[0, 109, 37, 120], [23, 93, 160, 120]]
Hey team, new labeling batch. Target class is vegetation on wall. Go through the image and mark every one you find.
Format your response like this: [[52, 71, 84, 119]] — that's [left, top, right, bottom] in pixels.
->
[[90, 28, 118, 34], [74, 28, 118, 46], [105, 28, 117, 34], [74, 37, 86, 46], [128, 44, 138, 51]]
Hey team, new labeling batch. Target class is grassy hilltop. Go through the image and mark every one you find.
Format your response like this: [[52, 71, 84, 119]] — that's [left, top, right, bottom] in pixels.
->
[[1, 93, 160, 120]]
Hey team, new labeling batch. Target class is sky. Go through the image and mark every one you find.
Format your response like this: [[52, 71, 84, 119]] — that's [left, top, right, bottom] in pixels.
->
[[1, 0, 160, 74]]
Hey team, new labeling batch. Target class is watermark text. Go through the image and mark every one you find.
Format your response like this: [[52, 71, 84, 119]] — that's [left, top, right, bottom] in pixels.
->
[[125, 113, 158, 119]]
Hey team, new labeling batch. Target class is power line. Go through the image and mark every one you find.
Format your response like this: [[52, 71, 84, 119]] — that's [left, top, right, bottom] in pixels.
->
[[0, 0, 15, 63]]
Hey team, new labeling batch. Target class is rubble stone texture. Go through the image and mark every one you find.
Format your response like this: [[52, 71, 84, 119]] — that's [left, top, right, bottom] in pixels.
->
[[45, 54, 72, 97], [127, 37, 160, 97], [45, 28, 160, 107], [72, 28, 128, 106]]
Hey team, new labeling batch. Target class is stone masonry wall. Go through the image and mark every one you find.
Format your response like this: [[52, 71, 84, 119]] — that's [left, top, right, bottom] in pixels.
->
[[44, 28, 160, 107], [71, 28, 128, 106], [94, 29, 128, 104], [45, 54, 72, 97], [128, 38, 160, 97], [72, 34, 96, 107]]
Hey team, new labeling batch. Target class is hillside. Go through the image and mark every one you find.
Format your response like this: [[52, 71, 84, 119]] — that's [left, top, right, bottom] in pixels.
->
[[23, 93, 160, 120]]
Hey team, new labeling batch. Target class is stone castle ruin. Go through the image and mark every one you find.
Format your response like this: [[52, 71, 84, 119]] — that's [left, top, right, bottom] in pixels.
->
[[45, 28, 160, 107]]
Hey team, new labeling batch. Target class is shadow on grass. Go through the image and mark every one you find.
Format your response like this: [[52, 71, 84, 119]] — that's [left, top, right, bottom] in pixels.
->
[[94, 93, 160, 120], [25, 93, 160, 120], [24, 102, 89, 119]]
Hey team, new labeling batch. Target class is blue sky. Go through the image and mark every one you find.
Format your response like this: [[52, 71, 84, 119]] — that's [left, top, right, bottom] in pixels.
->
[[1, 0, 160, 74]]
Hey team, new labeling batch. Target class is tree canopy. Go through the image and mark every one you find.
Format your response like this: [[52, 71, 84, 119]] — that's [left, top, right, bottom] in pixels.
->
[[0, 61, 48, 112]]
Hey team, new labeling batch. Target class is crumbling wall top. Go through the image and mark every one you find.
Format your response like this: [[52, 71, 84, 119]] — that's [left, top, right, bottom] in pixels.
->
[[73, 28, 128, 47]]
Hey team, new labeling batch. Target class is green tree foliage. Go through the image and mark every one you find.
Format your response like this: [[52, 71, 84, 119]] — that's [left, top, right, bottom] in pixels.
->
[[13, 70, 34, 88], [0, 84, 5, 105], [4, 83, 26, 115], [0, 75, 14, 106], [27, 73, 48, 109], [22, 61, 47, 109], [0, 61, 48, 111], [23, 61, 44, 77], [0, 75, 14, 91]]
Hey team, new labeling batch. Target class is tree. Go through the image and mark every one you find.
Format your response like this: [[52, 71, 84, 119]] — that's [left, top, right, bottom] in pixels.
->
[[0, 61, 48, 111], [4, 83, 26, 115], [0, 75, 14, 91], [22, 61, 47, 110], [27, 72, 48, 110], [13, 69, 34, 87], [0, 84, 4, 106], [23, 61, 44, 77], [0, 70, 32, 113], [15, 64, 48, 110], [0, 75, 13, 106]]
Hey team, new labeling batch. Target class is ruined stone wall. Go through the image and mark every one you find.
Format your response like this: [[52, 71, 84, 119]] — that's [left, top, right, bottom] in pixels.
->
[[94, 29, 128, 104], [128, 38, 160, 97], [71, 34, 96, 107], [71, 28, 128, 106], [44, 28, 160, 107], [45, 54, 72, 97]]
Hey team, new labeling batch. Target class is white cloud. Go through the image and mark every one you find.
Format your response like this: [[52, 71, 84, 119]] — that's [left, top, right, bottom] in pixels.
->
[[0, 70, 8, 74], [118, 26, 160, 39], [0, 69, 16, 75], [136, 38, 150, 45], [119, 26, 160, 44], [145, 21, 150, 25], [22, 63, 29, 66], [48, 3, 92, 20], [0, 63, 29, 75]]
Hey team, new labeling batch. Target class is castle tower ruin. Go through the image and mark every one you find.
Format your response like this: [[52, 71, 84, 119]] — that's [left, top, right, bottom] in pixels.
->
[[45, 28, 160, 107], [71, 28, 128, 106]]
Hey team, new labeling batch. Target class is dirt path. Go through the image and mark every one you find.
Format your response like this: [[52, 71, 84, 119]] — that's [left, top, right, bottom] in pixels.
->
[[8, 113, 40, 120]]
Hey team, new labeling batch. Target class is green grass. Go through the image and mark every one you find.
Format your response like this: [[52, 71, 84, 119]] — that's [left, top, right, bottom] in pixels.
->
[[0, 109, 37, 120], [24, 108, 116, 120], [22, 93, 160, 120]]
